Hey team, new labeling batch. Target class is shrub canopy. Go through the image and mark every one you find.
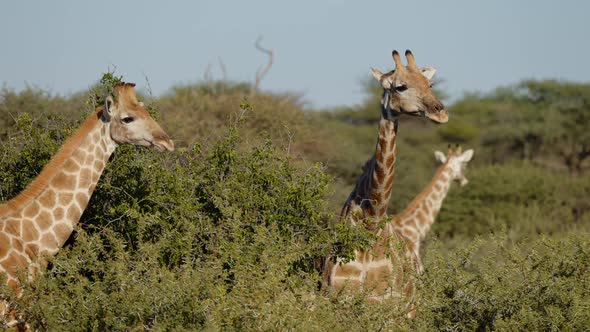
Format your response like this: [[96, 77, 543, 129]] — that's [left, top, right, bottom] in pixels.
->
[[0, 77, 588, 330]]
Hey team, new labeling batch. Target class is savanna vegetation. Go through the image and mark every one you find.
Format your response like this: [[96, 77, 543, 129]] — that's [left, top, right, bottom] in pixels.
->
[[0, 72, 589, 331]]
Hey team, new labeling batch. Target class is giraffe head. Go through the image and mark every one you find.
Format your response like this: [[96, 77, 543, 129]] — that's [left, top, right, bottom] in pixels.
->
[[371, 50, 448, 123], [434, 145, 474, 186], [103, 82, 174, 152]]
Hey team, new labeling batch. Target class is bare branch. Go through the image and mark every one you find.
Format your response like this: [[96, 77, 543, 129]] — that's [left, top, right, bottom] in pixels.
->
[[203, 62, 213, 83], [217, 57, 228, 94], [202, 62, 216, 93], [282, 124, 295, 156], [142, 71, 155, 104], [253, 35, 274, 94], [218, 57, 228, 82]]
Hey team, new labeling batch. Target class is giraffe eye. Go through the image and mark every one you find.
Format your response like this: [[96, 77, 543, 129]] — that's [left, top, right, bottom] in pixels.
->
[[122, 116, 135, 124], [394, 84, 408, 92]]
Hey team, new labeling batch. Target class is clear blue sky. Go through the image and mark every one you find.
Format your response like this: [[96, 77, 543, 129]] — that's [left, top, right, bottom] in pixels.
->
[[1, 0, 588, 108]]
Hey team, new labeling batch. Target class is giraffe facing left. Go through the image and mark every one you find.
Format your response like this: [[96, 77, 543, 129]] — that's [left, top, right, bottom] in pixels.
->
[[0, 82, 174, 329]]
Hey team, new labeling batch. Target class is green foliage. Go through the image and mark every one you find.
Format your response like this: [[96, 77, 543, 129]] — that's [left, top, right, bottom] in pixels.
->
[[86, 72, 123, 109], [1, 77, 589, 330], [437, 119, 479, 142], [434, 162, 590, 245], [2, 104, 350, 329], [414, 233, 590, 331], [156, 81, 320, 151], [449, 80, 590, 173], [0, 86, 86, 139], [0, 112, 71, 202]]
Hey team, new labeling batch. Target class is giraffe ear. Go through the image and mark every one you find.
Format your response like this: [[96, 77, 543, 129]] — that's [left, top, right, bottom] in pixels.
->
[[434, 151, 447, 164], [420, 66, 437, 81], [370, 67, 383, 81], [103, 96, 115, 121], [370, 67, 392, 89], [459, 149, 474, 162]]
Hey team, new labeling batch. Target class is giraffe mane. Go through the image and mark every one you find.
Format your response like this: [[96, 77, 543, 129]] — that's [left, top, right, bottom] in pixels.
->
[[360, 157, 374, 172], [0, 108, 104, 217]]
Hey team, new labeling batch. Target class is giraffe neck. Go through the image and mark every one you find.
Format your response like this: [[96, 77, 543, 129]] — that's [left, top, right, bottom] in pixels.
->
[[365, 90, 400, 217], [393, 162, 453, 241], [339, 92, 399, 228], [365, 115, 398, 217], [0, 109, 116, 258]]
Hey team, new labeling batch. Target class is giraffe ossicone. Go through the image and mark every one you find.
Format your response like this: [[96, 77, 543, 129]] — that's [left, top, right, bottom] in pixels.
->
[[0, 82, 174, 328]]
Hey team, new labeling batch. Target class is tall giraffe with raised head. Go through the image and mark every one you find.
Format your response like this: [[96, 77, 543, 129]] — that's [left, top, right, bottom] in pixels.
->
[[339, 49, 448, 226], [0, 82, 174, 328], [392, 145, 473, 273], [323, 50, 448, 315]]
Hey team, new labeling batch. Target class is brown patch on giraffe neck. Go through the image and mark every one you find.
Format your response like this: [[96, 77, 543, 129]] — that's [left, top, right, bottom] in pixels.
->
[[4, 219, 20, 237], [369, 191, 383, 203], [384, 173, 395, 191], [0, 109, 104, 218], [372, 165, 387, 187], [0, 234, 9, 258], [385, 154, 395, 169]]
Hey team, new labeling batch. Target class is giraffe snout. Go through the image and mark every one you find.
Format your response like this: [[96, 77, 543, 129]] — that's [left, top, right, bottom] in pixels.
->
[[152, 132, 175, 152], [425, 109, 449, 124], [459, 177, 468, 186]]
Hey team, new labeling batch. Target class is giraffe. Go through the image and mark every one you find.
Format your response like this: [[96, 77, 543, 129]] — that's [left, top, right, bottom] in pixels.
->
[[338, 49, 448, 227], [0, 82, 174, 329], [323, 146, 473, 316], [391, 146, 473, 274], [322, 49, 448, 316]]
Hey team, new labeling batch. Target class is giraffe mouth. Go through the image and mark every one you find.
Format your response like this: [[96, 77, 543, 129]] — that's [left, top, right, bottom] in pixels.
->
[[425, 110, 449, 124], [151, 138, 175, 152], [390, 107, 449, 124]]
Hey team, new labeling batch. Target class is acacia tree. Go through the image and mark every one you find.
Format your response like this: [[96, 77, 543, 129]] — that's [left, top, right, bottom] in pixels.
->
[[520, 80, 590, 174], [445, 80, 590, 174]]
